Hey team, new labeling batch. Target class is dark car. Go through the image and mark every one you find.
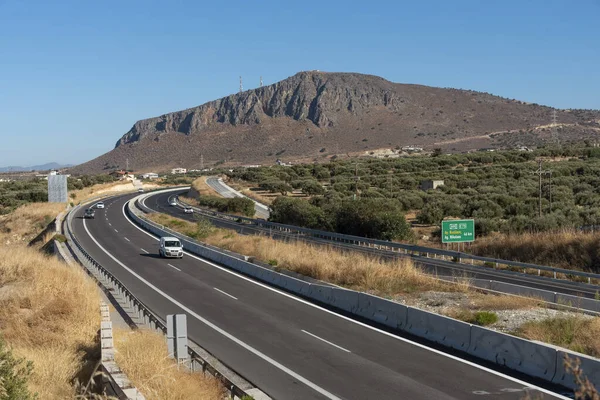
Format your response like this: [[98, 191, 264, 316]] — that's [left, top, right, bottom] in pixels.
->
[[84, 208, 95, 219]]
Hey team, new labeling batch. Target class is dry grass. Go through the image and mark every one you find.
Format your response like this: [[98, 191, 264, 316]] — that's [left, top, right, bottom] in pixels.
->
[[0, 245, 99, 399], [472, 230, 600, 272], [70, 181, 138, 204], [191, 176, 220, 197], [517, 316, 600, 357], [0, 202, 65, 243], [113, 329, 223, 400], [240, 188, 274, 206], [468, 291, 539, 310]]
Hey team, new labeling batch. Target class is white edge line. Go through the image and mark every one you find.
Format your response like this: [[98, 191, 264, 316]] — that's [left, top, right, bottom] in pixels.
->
[[302, 330, 351, 353], [82, 214, 341, 400], [122, 195, 569, 400], [167, 263, 181, 271], [214, 287, 238, 300]]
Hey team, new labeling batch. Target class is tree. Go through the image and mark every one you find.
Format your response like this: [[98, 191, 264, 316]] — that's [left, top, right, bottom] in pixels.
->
[[301, 180, 325, 196], [432, 148, 443, 157], [0, 336, 35, 400], [269, 197, 324, 229]]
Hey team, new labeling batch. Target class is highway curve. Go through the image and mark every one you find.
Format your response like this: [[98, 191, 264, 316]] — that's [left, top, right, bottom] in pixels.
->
[[150, 189, 600, 302], [71, 192, 571, 400]]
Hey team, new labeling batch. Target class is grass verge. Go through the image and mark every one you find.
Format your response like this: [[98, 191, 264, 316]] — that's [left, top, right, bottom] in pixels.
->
[[113, 328, 223, 400]]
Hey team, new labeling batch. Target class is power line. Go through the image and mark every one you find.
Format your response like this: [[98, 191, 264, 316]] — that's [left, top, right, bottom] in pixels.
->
[[532, 159, 551, 217]]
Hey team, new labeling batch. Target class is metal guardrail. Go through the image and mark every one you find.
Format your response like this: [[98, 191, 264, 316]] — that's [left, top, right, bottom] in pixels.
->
[[64, 203, 256, 399], [174, 195, 600, 285]]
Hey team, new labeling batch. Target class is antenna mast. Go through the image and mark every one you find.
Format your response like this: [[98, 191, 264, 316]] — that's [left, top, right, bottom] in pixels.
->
[[239, 76, 243, 93], [260, 76, 263, 87]]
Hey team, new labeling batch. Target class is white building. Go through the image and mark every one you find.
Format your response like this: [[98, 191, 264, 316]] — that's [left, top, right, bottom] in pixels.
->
[[141, 172, 159, 179], [171, 168, 187, 174], [420, 180, 445, 191]]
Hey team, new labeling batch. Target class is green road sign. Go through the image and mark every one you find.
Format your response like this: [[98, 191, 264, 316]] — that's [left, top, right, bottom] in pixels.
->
[[442, 219, 475, 243]]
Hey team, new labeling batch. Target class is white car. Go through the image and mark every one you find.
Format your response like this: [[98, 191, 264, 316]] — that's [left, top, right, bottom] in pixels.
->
[[169, 200, 177, 206], [184, 207, 194, 214], [95, 202, 105, 209], [159, 237, 183, 259], [137, 188, 144, 193]]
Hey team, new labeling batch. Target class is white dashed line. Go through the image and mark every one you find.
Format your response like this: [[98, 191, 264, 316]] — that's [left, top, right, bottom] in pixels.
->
[[114, 229, 118, 233], [214, 287, 238, 300], [167, 263, 181, 271], [124, 237, 130, 242], [302, 330, 351, 353], [141, 248, 149, 254]]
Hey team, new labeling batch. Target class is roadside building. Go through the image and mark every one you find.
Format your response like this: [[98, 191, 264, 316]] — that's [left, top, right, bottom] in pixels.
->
[[420, 179, 444, 191], [141, 172, 159, 179], [171, 168, 187, 174]]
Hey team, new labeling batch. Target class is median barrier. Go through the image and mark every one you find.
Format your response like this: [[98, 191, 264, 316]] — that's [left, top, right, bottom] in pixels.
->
[[306, 284, 335, 306], [355, 293, 407, 330], [467, 325, 557, 381], [555, 293, 600, 312], [553, 350, 600, 391], [327, 288, 360, 314], [489, 281, 556, 302], [406, 307, 471, 351]]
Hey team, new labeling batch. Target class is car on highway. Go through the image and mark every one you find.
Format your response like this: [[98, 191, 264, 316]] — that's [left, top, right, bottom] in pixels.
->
[[95, 201, 105, 209], [83, 208, 95, 219], [183, 207, 194, 214], [137, 188, 144, 193], [169, 199, 177, 206], [159, 236, 183, 259]]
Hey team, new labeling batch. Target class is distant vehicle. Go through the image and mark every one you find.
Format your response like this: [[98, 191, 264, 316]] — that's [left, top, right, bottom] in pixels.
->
[[95, 201, 105, 209], [137, 188, 144, 193], [84, 208, 95, 219], [169, 199, 177, 206], [184, 207, 194, 214], [159, 237, 183, 259]]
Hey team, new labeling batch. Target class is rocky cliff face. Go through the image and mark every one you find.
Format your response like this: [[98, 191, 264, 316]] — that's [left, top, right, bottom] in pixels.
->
[[116, 72, 415, 147], [69, 71, 600, 175]]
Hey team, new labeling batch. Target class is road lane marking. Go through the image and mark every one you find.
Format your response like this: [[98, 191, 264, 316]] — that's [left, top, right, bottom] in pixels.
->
[[167, 263, 181, 271], [108, 223, 112, 226], [114, 229, 118, 233], [141, 248, 149, 254], [214, 287, 238, 300], [82, 217, 341, 400], [120, 199, 568, 400], [124, 237, 130, 242], [302, 330, 351, 353]]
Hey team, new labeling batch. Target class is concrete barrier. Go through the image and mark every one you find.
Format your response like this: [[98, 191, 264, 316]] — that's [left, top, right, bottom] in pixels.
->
[[489, 281, 556, 302], [355, 293, 407, 330], [553, 350, 600, 391], [555, 294, 600, 313], [327, 288, 360, 314], [468, 326, 557, 381], [405, 307, 471, 351]]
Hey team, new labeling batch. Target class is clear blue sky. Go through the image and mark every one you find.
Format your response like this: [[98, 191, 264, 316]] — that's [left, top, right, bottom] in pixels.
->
[[1, 0, 598, 166]]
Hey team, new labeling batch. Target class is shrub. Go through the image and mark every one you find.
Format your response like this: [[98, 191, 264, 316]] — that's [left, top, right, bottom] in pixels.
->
[[474, 311, 498, 326], [0, 336, 35, 400]]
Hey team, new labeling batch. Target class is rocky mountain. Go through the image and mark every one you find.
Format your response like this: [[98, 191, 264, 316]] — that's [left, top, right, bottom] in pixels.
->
[[70, 71, 600, 174]]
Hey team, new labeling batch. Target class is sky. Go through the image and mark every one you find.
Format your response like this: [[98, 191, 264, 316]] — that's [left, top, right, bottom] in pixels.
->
[[0, 0, 598, 166]]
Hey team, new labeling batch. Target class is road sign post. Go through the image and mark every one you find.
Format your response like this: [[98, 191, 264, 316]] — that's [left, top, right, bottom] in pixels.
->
[[441, 219, 475, 244]]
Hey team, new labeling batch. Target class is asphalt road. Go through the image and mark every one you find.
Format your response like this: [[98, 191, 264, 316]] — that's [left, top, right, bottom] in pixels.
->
[[70, 192, 571, 400], [151, 190, 600, 302], [206, 176, 270, 219]]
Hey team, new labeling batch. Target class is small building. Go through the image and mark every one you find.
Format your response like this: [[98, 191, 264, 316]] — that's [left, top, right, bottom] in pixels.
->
[[141, 172, 159, 179], [110, 170, 128, 180], [171, 168, 187, 174], [420, 180, 444, 191]]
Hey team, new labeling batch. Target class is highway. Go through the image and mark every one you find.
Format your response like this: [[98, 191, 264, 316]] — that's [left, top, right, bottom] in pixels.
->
[[149, 190, 600, 303], [206, 176, 270, 219], [69, 191, 571, 399]]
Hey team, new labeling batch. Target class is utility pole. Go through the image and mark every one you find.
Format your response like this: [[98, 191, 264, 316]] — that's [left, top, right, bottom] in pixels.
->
[[532, 159, 551, 217], [551, 109, 559, 146], [126, 158, 129, 172], [200, 154, 204, 170], [239, 76, 243, 93], [354, 162, 359, 200], [260, 76, 263, 87], [548, 171, 553, 213]]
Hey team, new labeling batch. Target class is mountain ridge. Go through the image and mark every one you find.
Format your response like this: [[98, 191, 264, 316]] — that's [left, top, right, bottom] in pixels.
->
[[0, 162, 74, 173], [69, 71, 600, 174]]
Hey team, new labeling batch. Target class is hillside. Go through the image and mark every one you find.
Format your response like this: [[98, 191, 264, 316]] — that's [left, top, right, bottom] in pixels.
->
[[70, 71, 600, 174]]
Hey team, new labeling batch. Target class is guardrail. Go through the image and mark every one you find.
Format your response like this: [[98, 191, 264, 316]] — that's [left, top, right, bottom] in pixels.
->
[[128, 192, 600, 392], [64, 199, 264, 399], [174, 195, 600, 285]]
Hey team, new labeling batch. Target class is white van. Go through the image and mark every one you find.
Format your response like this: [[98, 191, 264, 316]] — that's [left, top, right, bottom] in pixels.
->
[[159, 237, 183, 259]]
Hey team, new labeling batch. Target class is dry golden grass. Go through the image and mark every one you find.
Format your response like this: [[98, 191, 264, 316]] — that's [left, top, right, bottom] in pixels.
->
[[472, 230, 600, 272], [70, 181, 138, 204], [0, 202, 65, 243], [0, 245, 99, 399], [517, 316, 600, 357], [240, 188, 274, 206], [113, 329, 223, 400], [191, 176, 220, 197], [469, 292, 539, 310]]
